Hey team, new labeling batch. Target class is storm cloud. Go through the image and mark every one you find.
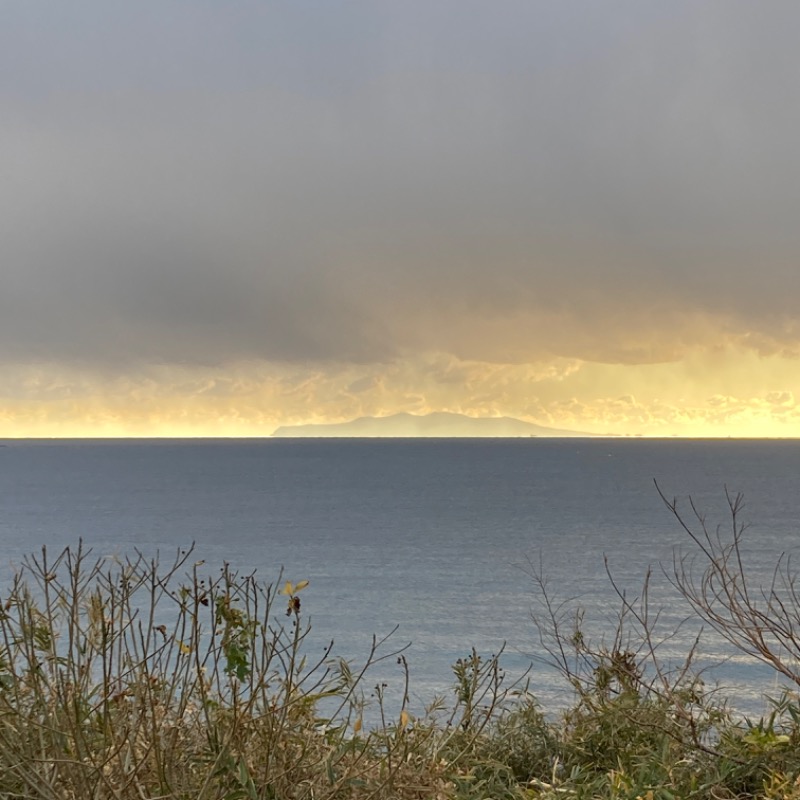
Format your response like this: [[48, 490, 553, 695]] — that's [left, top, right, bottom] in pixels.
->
[[3, 2, 800, 435]]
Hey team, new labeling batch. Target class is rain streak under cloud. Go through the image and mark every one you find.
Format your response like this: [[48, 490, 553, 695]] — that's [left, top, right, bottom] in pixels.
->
[[3, 1, 800, 436]]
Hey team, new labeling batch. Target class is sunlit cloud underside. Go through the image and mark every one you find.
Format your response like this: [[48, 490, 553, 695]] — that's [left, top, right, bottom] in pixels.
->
[[3, 346, 800, 438]]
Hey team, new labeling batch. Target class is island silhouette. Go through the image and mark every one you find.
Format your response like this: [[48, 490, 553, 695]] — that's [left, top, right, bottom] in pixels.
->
[[272, 411, 597, 438]]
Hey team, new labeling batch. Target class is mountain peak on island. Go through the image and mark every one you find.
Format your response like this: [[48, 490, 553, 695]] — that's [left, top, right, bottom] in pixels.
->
[[272, 412, 597, 438]]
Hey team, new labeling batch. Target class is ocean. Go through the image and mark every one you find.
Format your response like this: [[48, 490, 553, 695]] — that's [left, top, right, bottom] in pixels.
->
[[1, 438, 798, 716]]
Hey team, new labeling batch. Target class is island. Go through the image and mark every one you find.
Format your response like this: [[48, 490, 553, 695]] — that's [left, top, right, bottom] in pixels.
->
[[271, 411, 597, 438]]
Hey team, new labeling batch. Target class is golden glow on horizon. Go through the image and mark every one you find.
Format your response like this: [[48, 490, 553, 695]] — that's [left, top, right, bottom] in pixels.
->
[[3, 346, 800, 438]]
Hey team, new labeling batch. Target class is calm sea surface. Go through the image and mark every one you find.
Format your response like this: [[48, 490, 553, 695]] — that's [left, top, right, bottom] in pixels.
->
[[1, 438, 799, 715]]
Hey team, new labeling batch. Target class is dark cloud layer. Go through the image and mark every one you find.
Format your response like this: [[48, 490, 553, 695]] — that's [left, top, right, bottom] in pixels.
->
[[3, 1, 800, 371]]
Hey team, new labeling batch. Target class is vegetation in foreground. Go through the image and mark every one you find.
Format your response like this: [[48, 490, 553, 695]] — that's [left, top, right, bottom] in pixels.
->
[[2, 487, 800, 799]]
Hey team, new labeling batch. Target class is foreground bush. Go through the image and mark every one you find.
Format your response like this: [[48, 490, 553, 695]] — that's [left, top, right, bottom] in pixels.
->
[[1, 487, 800, 799], [0, 545, 515, 800]]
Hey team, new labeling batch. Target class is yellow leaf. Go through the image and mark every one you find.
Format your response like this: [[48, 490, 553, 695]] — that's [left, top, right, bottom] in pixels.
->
[[282, 580, 294, 596], [399, 710, 409, 728], [179, 642, 192, 655], [294, 580, 309, 593], [353, 718, 362, 734]]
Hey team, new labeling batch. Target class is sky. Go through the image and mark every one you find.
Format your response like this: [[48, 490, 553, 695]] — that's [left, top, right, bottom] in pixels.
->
[[3, 1, 800, 437]]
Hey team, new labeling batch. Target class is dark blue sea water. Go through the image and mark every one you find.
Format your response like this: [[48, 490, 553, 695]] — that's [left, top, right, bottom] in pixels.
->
[[1, 438, 799, 715]]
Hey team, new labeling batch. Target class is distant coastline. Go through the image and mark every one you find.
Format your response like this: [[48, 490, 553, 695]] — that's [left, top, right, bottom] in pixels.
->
[[272, 411, 600, 438]]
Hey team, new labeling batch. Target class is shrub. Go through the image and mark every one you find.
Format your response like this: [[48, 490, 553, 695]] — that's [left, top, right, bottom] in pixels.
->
[[0, 544, 456, 799], [2, 484, 800, 799]]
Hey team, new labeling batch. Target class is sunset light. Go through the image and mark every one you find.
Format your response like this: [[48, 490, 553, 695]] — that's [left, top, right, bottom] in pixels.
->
[[2, 4, 800, 438], [5, 8, 800, 794]]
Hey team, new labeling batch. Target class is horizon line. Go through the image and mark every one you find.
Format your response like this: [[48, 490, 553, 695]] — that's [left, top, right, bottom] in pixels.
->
[[3, 434, 800, 442]]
